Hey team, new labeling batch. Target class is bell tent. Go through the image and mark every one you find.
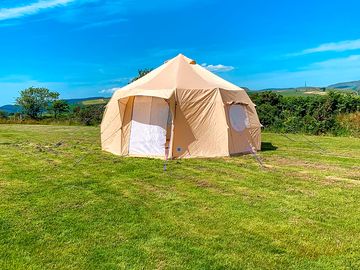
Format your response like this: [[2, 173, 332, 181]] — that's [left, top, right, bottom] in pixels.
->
[[101, 54, 261, 159]]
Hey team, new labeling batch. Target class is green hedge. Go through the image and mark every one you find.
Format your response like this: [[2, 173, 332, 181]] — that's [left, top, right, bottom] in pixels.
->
[[250, 91, 360, 136]]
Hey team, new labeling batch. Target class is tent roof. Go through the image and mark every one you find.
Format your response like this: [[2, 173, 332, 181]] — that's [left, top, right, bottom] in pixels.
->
[[112, 54, 246, 100]]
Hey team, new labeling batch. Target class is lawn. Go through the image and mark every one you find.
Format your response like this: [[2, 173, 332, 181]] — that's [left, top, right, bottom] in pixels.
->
[[0, 125, 359, 269]]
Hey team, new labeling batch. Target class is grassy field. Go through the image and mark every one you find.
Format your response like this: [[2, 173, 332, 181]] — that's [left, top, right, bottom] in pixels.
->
[[0, 125, 359, 269], [81, 98, 109, 106], [250, 88, 358, 97]]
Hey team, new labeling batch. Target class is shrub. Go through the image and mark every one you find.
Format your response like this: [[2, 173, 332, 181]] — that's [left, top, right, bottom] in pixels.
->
[[337, 112, 360, 137], [249, 91, 360, 136], [73, 104, 105, 126], [0, 111, 7, 119]]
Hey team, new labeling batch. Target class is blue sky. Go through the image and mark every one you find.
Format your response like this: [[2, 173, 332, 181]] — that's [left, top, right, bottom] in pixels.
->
[[1, 0, 360, 105]]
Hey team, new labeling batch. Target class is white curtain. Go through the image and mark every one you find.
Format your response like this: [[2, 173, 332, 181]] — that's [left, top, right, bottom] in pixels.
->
[[129, 96, 169, 157], [229, 104, 249, 132]]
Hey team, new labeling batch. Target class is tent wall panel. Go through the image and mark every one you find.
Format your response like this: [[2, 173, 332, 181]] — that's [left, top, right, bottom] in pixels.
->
[[121, 96, 135, 156], [173, 88, 229, 157], [224, 104, 252, 155], [100, 99, 123, 155], [172, 103, 197, 158], [249, 127, 262, 151]]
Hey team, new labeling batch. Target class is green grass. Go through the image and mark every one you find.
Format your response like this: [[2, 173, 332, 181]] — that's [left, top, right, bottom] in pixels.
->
[[0, 125, 359, 269], [81, 98, 109, 106], [250, 88, 358, 97], [273, 89, 325, 97]]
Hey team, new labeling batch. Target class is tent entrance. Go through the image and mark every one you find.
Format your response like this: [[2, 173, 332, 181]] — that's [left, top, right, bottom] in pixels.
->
[[129, 96, 170, 157]]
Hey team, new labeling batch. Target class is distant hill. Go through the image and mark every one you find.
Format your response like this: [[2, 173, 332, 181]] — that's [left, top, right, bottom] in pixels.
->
[[328, 80, 360, 90], [0, 105, 21, 114], [0, 97, 108, 114], [250, 84, 359, 97]]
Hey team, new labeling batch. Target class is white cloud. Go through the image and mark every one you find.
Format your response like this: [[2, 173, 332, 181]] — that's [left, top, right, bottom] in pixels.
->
[[99, 87, 119, 94], [291, 39, 360, 56], [201, 63, 234, 72], [0, 0, 76, 21]]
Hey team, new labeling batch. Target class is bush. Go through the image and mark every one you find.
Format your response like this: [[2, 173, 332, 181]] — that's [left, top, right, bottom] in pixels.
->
[[249, 91, 360, 136], [73, 104, 105, 126], [0, 111, 7, 119], [337, 112, 360, 137]]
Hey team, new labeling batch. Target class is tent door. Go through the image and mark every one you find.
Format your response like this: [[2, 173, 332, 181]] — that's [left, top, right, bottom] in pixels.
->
[[129, 96, 169, 157]]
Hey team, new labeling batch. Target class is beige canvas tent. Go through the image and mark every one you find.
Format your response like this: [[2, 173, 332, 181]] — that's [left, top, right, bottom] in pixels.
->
[[101, 54, 261, 159]]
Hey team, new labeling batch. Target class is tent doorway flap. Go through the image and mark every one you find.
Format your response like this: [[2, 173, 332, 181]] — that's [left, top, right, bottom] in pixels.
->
[[129, 96, 170, 157]]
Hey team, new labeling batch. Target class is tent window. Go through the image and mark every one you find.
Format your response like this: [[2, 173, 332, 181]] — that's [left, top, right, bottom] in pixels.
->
[[229, 104, 249, 132]]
